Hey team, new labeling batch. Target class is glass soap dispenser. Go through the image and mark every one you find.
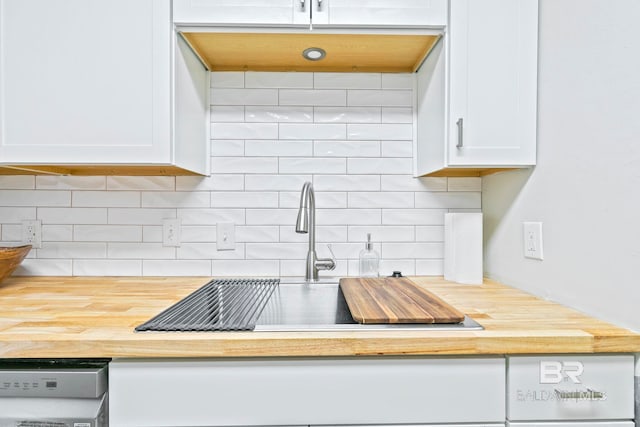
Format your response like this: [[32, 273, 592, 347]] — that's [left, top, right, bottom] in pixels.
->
[[359, 233, 380, 277]]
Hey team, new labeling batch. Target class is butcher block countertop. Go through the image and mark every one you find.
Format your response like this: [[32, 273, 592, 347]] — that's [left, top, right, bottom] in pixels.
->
[[0, 276, 638, 358]]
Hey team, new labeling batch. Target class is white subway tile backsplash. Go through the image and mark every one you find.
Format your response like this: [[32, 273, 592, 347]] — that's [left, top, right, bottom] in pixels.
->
[[210, 72, 244, 88], [108, 208, 175, 225], [0, 71, 480, 277], [381, 108, 413, 124], [314, 73, 381, 89], [316, 209, 381, 225], [246, 209, 297, 225], [38, 242, 107, 259], [211, 191, 279, 208], [142, 192, 210, 208], [210, 106, 244, 122], [348, 158, 412, 174], [36, 176, 105, 190], [177, 243, 245, 260], [279, 192, 347, 209], [381, 74, 414, 89], [39, 208, 107, 225], [380, 260, 416, 277], [74, 225, 142, 242], [107, 176, 175, 191], [313, 175, 380, 192], [279, 225, 347, 243], [0, 190, 70, 207], [142, 260, 211, 276], [348, 192, 414, 208], [211, 140, 245, 157], [280, 90, 346, 106], [347, 124, 412, 140], [211, 123, 278, 140], [178, 209, 245, 225], [314, 141, 380, 157], [448, 177, 483, 192], [210, 88, 277, 105], [414, 192, 481, 209], [245, 72, 313, 88], [245, 174, 311, 191], [42, 225, 73, 242], [0, 176, 35, 189], [245, 140, 312, 157], [107, 243, 175, 259], [348, 90, 412, 107], [382, 209, 447, 225], [381, 175, 447, 192], [381, 141, 412, 157], [382, 242, 443, 259], [73, 191, 140, 208], [245, 106, 313, 123], [313, 107, 381, 123], [246, 243, 308, 260], [279, 158, 346, 174], [416, 226, 445, 242], [15, 259, 73, 276], [212, 260, 279, 276], [74, 259, 142, 276], [236, 226, 279, 243], [0, 207, 36, 223], [348, 226, 415, 242], [279, 123, 346, 140], [211, 157, 278, 174], [176, 175, 245, 192], [416, 259, 444, 275]]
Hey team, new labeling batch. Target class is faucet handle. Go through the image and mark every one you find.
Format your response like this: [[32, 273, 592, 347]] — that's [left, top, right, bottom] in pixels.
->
[[315, 244, 337, 271]]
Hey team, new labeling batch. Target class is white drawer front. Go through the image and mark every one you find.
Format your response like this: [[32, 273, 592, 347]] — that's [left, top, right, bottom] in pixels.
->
[[110, 357, 505, 426], [508, 423, 634, 427], [507, 355, 634, 421]]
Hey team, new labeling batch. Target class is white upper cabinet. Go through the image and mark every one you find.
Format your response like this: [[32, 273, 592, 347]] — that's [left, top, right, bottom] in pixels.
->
[[322, 0, 447, 27], [0, 0, 209, 175], [173, 0, 447, 28], [174, 0, 311, 26], [416, 0, 538, 176]]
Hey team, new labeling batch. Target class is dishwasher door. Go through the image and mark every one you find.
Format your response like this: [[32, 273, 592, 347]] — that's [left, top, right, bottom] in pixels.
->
[[0, 359, 109, 427]]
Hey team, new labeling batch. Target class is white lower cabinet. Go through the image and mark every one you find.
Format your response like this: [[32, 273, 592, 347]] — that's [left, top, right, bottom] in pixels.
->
[[109, 357, 505, 427], [507, 355, 635, 423], [508, 423, 634, 427]]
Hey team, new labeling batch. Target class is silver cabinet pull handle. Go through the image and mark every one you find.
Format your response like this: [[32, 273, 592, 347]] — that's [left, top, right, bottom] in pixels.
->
[[300, 0, 306, 11], [317, 0, 323, 10], [456, 118, 464, 148]]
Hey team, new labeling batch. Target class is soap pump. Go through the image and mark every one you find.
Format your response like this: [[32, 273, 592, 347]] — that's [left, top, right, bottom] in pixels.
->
[[359, 233, 380, 278]]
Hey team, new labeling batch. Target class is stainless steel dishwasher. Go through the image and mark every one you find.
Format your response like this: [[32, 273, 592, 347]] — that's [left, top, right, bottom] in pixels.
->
[[0, 359, 109, 427]]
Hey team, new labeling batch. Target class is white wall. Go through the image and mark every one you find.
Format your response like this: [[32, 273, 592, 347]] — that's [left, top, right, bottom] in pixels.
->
[[0, 71, 481, 278], [483, 0, 640, 331]]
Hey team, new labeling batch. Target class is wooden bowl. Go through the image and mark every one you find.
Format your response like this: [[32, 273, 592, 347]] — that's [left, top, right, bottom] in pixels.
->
[[0, 245, 32, 283]]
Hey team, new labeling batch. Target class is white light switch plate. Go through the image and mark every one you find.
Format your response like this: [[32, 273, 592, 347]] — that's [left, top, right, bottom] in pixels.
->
[[523, 221, 543, 260], [217, 222, 235, 251]]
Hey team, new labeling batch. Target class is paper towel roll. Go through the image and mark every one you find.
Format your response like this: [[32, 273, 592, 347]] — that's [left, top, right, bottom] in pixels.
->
[[444, 213, 483, 285]]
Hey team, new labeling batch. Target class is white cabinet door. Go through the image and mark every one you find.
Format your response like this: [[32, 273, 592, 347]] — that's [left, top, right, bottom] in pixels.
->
[[0, 0, 171, 165], [174, 0, 310, 26], [447, 0, 537, 167], [324, 0, 447, 27]]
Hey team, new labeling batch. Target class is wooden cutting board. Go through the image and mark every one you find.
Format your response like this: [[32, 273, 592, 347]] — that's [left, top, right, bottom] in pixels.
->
[[339, 277, 465, 324]]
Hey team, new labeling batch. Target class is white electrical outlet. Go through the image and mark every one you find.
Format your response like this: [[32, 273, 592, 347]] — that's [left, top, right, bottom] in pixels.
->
[[523, 221, 543, 260], [162, 218, 181, 247], [21, 220, 42, 248], [217, 222, 235, 251]]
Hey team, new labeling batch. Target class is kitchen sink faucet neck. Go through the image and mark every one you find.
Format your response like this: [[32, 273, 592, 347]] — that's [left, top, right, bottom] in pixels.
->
[[296, 182, 336, 281]]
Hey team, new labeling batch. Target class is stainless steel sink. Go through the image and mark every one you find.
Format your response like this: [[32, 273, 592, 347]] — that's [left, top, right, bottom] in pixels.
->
[[254, 279, 483, 332]]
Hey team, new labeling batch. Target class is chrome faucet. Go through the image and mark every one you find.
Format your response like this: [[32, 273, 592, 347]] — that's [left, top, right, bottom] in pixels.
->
[[295, 182, 336, 281]]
